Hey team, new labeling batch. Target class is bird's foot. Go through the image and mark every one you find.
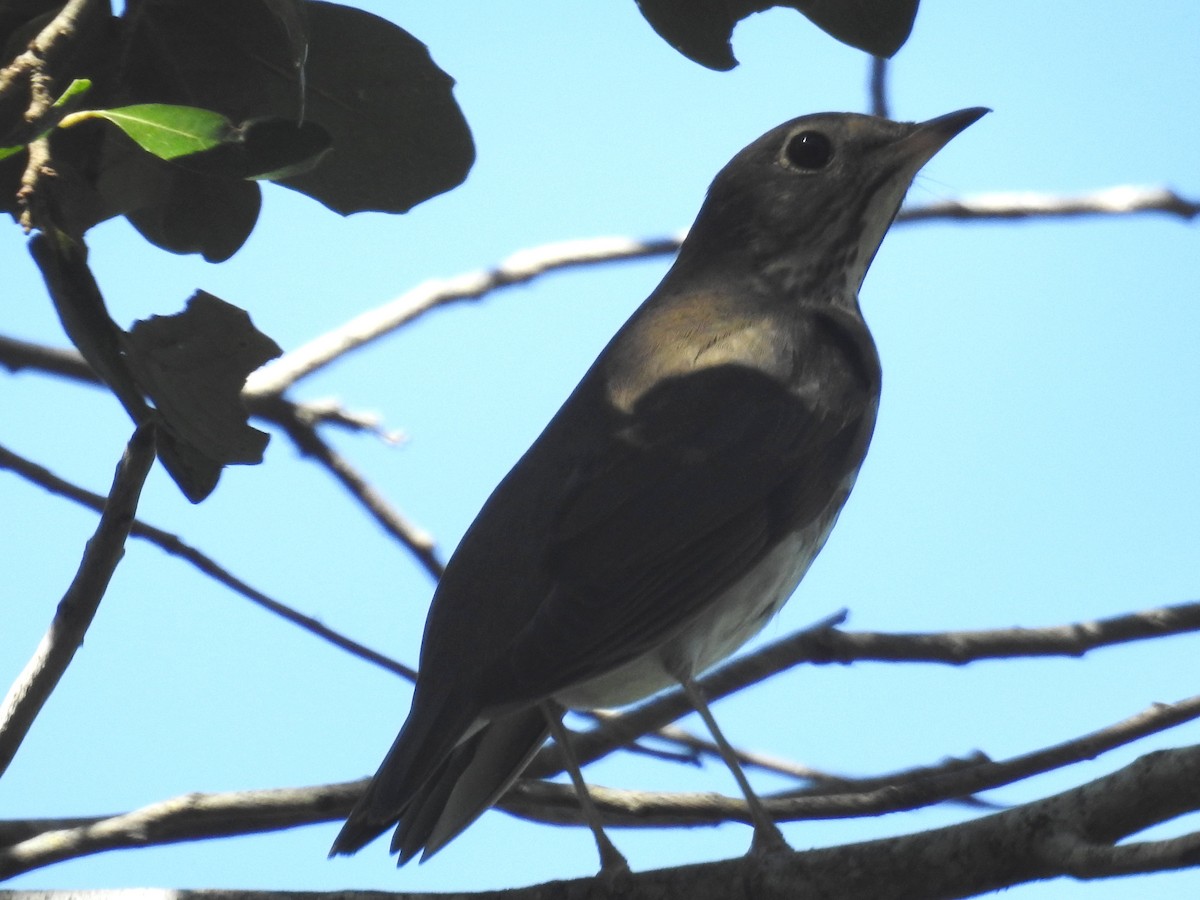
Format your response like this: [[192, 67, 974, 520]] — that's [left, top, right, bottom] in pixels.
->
[[748, 822, 791, 857], [596, 842, 632, 884]]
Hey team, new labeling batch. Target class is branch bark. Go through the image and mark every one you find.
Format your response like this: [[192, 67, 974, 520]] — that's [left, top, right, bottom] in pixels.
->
[[0, 440, 417, 682], [3, 743, 1200, 897], [550, 601, 1200, 771], [0, 424, 154, 777], [3, 686, 1199, 879], [238, 185, 1199, 397]]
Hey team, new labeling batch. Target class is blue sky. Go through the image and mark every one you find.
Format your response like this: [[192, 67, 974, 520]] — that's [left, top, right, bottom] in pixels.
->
[[2, 2, 1199, 897]]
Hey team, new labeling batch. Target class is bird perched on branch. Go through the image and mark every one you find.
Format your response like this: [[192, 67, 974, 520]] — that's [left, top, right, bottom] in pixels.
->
[[332, 106, 988, 872]]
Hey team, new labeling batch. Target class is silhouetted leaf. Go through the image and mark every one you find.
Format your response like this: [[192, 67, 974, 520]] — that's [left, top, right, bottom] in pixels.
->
[[260, 0, 308, 60], [801, 0, 919, 57], [279, 1, 474, 213], [80, 108, 324, 257], [154, 426, 223, 504], [94, 126, 262, 262], [121, 164, 262, 263], [635, 0, 919, 69], [125, 290, 282, 471], [260, 0, 309, 105], [174, 118, 332, 181], [118, 0, 473, 215], [29, 234, 281, 501], [0, 0, 62, 54]]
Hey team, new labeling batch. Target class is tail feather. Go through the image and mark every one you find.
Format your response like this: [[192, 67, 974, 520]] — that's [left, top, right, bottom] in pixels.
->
[[392, 706, 551, 863], [329, 691, 480, 857]]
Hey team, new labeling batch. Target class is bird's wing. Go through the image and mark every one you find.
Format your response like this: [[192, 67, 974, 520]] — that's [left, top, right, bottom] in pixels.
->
[[485, 312, 878, 705]]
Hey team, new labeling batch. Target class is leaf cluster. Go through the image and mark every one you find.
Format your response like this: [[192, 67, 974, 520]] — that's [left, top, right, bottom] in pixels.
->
[[0, 0, 914, 501], [0, 0, 475, 260]]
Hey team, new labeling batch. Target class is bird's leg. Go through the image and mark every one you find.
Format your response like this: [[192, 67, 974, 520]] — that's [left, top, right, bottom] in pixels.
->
[[676, 674, 791, 855], [540, 702, 630, 878]]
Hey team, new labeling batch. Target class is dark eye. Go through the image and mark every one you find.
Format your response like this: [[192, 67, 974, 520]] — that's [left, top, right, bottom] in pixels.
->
[[783, 130, 833, 170]]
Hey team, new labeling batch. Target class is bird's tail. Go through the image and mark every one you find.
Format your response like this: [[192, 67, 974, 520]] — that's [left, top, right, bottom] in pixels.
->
[[393, 706, 550, 863], [329, 692, 479, 857], [330, 700, 551, 862]]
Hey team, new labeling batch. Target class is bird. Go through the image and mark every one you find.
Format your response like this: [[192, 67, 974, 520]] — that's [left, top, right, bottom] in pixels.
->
[[331, 106, 988, 870]]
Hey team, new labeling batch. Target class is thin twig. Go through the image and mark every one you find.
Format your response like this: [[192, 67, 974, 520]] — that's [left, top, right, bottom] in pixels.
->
[[0, 334, 94, 383], [268, 398, 445, 580], [0, 441, 416, 682], [0, 338, 438, 576], [899, 186, 1200, 223], [0, 424, 155, 777], [16, 136, 52, 232], [0, 333, 399, 437], [868, 56, 889, 119], [582, 709, 997, 808], [241, 235, 686, 397], [0, 0, 99, 113], [510, 694, 1200, 828]]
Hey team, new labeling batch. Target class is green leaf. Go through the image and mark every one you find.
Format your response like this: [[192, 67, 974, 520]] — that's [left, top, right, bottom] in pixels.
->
[[53, 78, 92, 108], [0, 79, 94, 159], [86, 104, 235, 161]]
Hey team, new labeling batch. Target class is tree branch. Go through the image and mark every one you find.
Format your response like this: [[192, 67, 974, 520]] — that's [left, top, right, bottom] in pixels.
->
[[899, 186, 1200, 223], [510, 693, 1200, 828], [0, 334, 94, 384], [241, 235, 685, 397], [8, 179, 1198, 401], [5, 743, 1200, 896], [549, 601, 1200, 772], [0, 0, 101, 128], [0, 334, 396, 436], [0, 0, 108, 230], [262, 396, 444, 580], [4, 683, 1200, 880], [0, 424, 154, 777], [0, 440, 416, 682], [0, 783, 363, 880], [240, 186, 1200, 396], [0, 336, 443, 579]]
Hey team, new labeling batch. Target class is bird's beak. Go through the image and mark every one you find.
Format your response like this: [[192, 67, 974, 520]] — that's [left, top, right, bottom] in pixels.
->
[[901, 107, 991, 168]]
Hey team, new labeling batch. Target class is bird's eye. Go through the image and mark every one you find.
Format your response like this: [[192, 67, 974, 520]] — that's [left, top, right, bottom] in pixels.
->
[[783, 130, 833, 171]]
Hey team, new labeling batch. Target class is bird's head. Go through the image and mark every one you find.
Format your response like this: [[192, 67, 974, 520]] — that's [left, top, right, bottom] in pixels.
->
[[680, 107, 989, 297]]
